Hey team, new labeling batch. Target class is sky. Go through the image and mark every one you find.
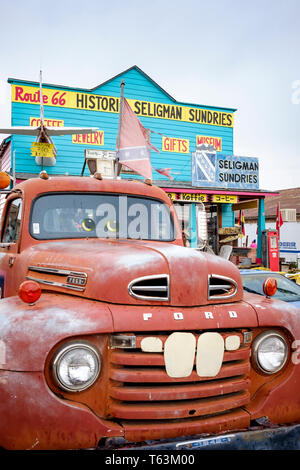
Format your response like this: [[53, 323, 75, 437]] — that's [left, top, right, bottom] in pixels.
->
[[0, 0, 299, 191]]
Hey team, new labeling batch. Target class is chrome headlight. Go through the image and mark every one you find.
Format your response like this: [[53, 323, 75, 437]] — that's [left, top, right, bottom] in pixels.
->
[[52, 341, 101, 392], [252, 331, 288, 374]]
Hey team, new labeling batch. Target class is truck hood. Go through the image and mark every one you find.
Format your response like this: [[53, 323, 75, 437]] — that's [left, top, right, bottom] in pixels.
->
[[23, 239, 243, 306]]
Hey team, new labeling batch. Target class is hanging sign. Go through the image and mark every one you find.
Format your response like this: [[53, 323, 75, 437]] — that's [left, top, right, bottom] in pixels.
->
[[31, 142, 55, 158]]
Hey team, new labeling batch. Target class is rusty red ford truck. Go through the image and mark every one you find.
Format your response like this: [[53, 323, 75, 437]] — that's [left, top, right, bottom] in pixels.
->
[[0, 173, 300, 451]]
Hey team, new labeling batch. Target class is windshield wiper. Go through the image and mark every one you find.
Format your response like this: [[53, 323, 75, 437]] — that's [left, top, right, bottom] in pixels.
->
[[243, 286, 262, 295]]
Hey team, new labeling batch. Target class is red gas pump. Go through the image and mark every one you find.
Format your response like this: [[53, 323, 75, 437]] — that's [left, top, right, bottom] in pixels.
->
[[262, 229, 279, 271]]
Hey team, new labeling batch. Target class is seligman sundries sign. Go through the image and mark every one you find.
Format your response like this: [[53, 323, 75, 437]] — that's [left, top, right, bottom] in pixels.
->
[[192, 147, 259, 189]]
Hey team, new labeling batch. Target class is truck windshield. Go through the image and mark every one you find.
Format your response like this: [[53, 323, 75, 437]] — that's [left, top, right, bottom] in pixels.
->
[[30, 193, 175, 241]]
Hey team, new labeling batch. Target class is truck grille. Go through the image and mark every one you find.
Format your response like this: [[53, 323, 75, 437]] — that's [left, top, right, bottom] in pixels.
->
[[107, 330, 251, 439]]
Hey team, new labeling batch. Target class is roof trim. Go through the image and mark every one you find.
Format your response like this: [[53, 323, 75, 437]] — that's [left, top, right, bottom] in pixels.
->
[[90, 65, 176, 101], [7, 77, 89, 93]]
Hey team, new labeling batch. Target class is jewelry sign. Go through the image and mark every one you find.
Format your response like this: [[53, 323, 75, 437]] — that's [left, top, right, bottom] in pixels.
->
[[192, 145, 259, 189]]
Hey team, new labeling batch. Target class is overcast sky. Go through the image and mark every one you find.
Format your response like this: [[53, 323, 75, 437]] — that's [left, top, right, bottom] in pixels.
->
[[0, 0, 299, 190]]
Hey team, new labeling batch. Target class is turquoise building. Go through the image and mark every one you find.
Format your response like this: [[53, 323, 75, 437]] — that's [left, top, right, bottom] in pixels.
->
[[0, 66, 276, 260]]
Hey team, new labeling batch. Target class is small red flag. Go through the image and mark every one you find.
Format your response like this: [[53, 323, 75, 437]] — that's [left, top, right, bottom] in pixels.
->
[[116, 98, 152, 179], [276, 204, 283, 232], [238, 210, 245, 236], [155, 168, 174, 180], [138, 124, 160, 153]]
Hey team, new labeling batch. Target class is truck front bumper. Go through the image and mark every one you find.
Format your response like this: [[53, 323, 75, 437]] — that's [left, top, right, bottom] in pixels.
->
[[104, 423, 300, 450]]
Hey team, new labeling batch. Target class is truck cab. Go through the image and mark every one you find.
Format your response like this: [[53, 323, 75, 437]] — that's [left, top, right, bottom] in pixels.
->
[[0, 173, 300, 450]]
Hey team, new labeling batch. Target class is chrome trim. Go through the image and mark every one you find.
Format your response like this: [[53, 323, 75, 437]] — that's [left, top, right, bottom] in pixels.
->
[[128, 274, 169, 301], [252, 330, 289, 375], [26, 275, 85, 291], [27, 266, 87, 291], [208, 274, 238, 300], [132, 286, 167, 292], [28, 266, 87, 278], [52, 340, 101, 392]]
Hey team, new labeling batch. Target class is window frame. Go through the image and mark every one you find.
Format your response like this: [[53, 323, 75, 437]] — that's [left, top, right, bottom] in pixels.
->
[[1, 196, 23, 244]]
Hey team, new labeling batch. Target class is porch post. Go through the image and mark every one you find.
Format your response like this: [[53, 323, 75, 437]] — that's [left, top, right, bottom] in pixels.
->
[[257, 198, 265, 263], [189, 203, 197, 248]]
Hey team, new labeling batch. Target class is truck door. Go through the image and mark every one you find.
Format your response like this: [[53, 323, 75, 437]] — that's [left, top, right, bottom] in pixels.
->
[[0, 197, 23, 297]]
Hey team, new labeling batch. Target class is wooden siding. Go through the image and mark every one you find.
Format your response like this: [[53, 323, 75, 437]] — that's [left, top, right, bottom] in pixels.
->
[[9, 67, 234, 181]]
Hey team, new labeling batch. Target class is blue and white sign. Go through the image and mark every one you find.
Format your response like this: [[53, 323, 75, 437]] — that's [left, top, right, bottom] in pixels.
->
[[192, 146, 259, 189]]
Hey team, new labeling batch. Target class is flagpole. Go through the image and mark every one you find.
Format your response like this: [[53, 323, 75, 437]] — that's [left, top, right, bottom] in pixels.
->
[[278, 202, 281, 241], [39, 70, 44, 171], [39, 70, 44, 126], [115, 80, 125, 178]]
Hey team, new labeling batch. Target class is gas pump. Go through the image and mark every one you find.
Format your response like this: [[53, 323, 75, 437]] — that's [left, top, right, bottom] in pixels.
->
[[262, 229, 279, 271]]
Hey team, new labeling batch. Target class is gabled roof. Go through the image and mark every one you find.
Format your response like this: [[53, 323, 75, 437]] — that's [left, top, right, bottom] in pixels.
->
[[90, 65, 177, 102], [8, 66, 173, 97]]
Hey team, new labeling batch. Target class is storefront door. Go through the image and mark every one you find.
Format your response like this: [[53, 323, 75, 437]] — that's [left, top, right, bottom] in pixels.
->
[[205, 204, 219, 254]]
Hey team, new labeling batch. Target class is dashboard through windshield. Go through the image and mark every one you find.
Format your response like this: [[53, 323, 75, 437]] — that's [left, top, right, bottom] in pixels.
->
[[30, 193, 175, 241]]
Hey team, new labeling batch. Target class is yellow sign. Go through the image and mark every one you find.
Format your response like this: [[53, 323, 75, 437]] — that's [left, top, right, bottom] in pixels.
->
[[196, 135, 222, 151], [166, 192, 207, 202], [31, 142, 55, 158], [212, 194, 238, 203], [162, 137, 189, 154], [180, 193, 207, 202], [30, 117, 64, 127], [12, 84, 234, 128], [72, 130, 104, 145]]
